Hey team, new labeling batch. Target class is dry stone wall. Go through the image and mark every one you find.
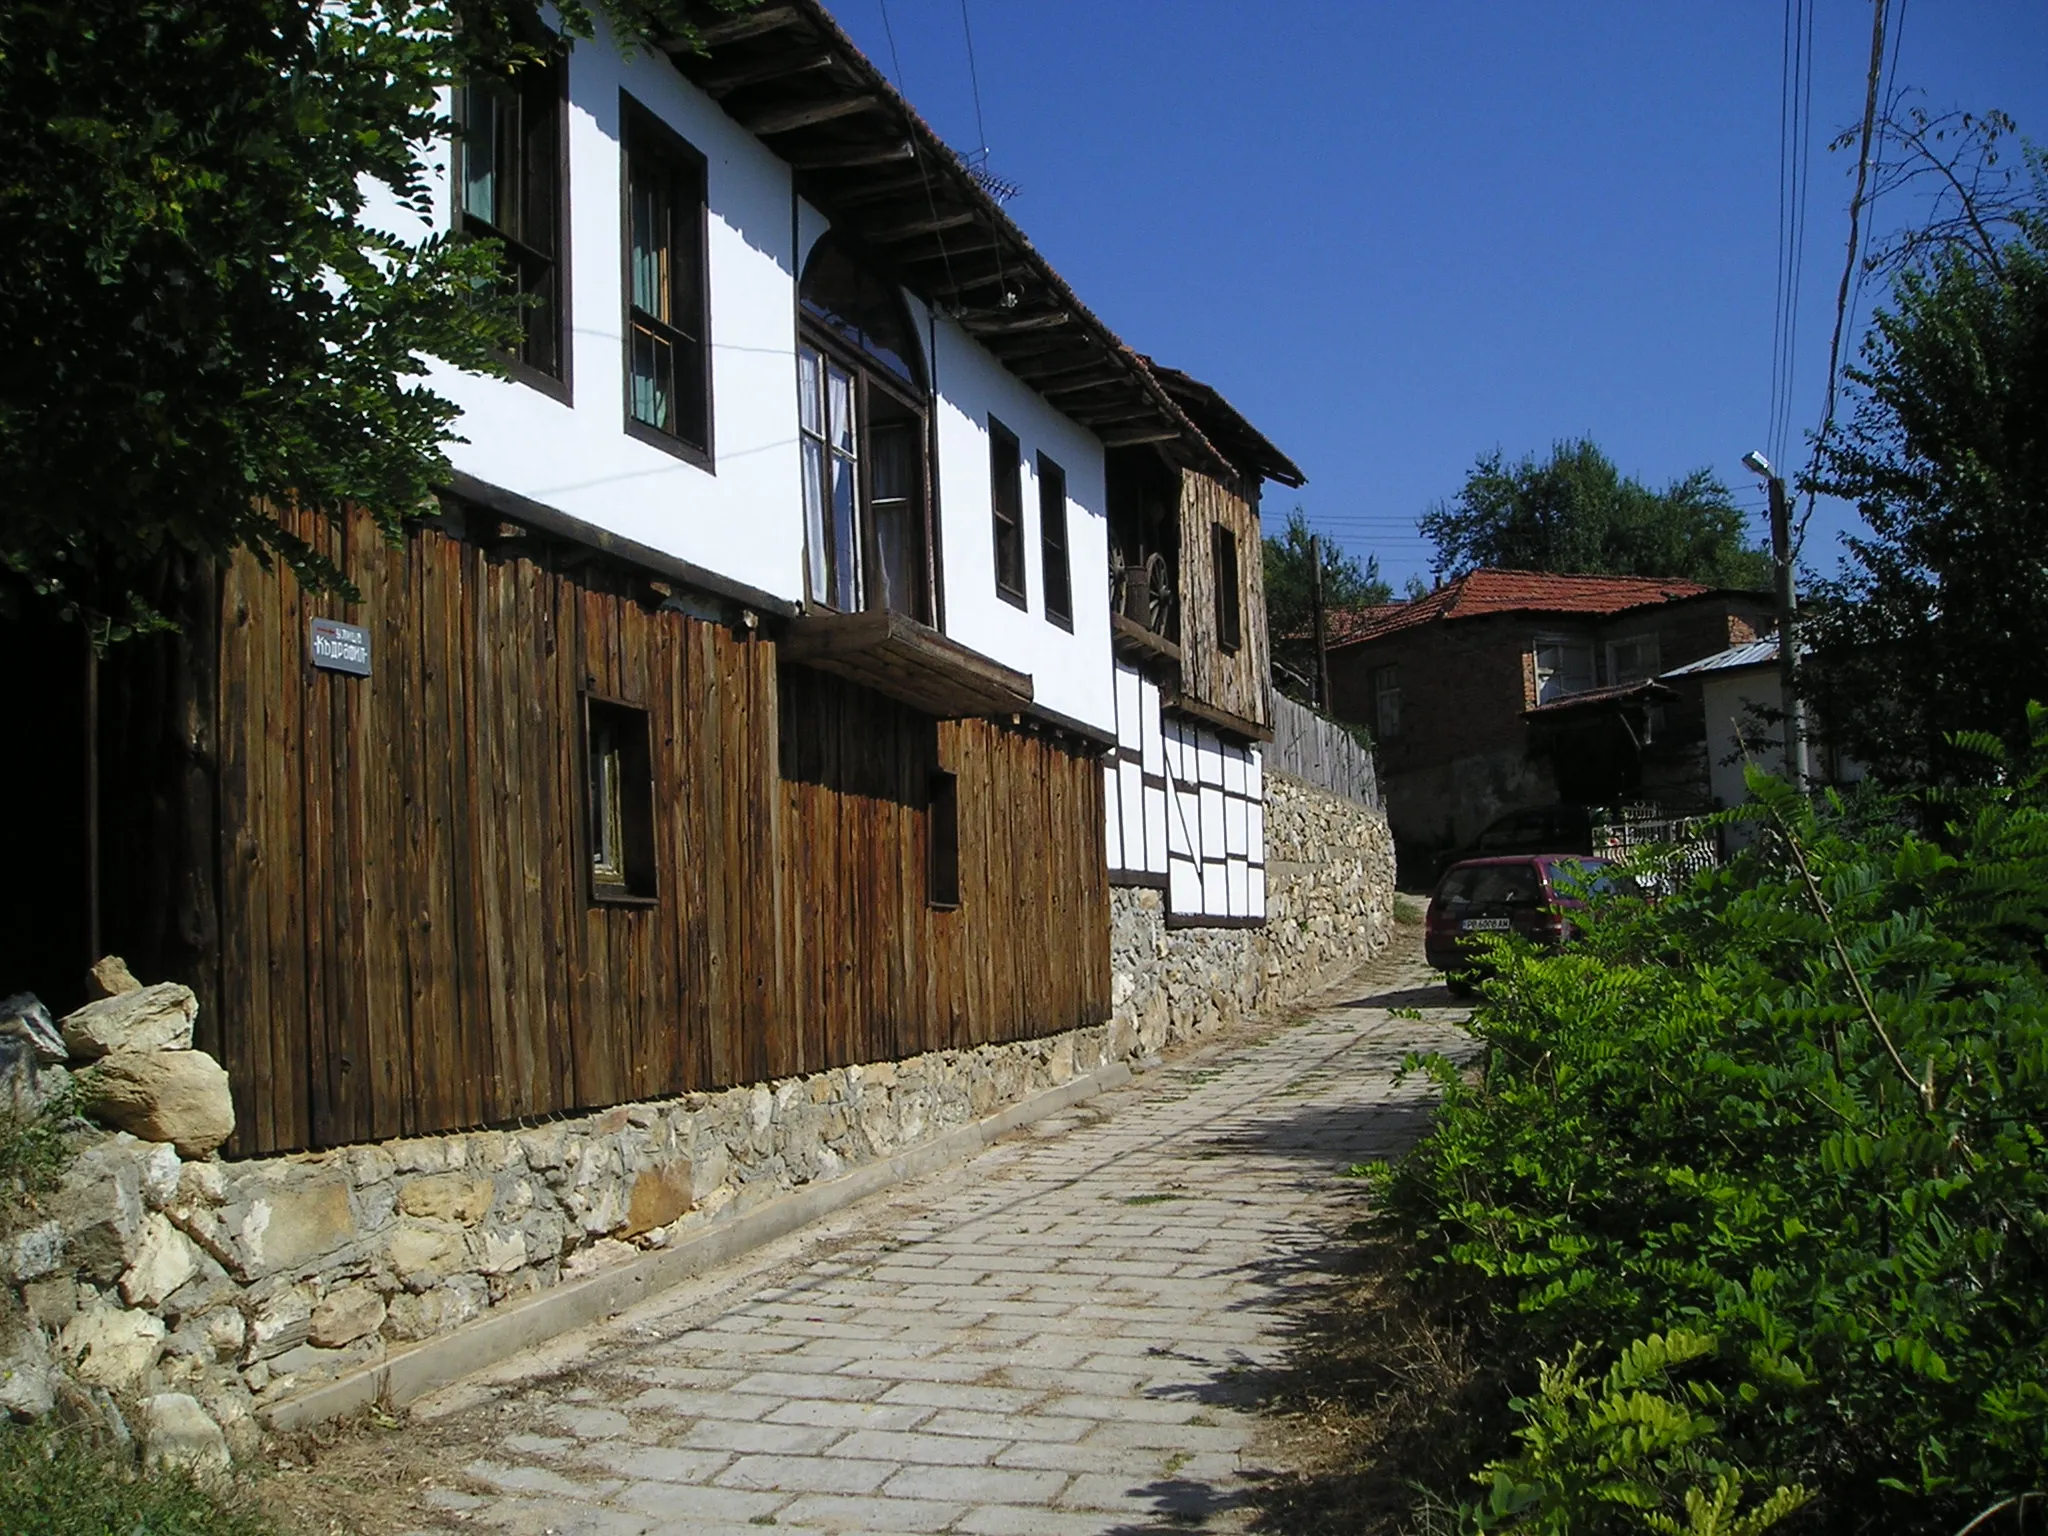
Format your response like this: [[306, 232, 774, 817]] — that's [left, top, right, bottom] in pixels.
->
[[1111, 772, 1397, 1049], [0, 775, 1392, 1457]]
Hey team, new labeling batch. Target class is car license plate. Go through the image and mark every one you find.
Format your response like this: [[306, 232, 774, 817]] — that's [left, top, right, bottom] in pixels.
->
[[1461, 917, 1511, 932]]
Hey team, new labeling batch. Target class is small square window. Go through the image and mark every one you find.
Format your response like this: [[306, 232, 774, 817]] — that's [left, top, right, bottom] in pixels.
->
[[928, 769, 960, 910], [1211, 523, 1242, 654], [585, 696, 657, 902], [1372, 664, 1402, 740], [1039, 453, 1072, 630]]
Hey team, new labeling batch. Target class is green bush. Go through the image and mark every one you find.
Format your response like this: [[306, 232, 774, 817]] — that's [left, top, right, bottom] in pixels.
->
[[0, 1423, 275, 1536], [1374, 713, 2048, 1533]]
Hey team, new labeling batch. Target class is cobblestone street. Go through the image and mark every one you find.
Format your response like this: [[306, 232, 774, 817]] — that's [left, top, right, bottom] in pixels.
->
[[359, 941, 1467, 1536]]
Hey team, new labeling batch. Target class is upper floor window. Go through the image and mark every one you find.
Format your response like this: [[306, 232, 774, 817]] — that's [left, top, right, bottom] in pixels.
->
[[1534, 636, 1596, 703], [797, 234, 931, 620], [456, 49, 567, 391], [623, 99, 710, 463], [1608, 635, 1661, 685], [988, 417, 1027, 608], [1038, 453, 1071, 630], [1372, 664, 1402, 740], [1212, 523, 1242, 654]]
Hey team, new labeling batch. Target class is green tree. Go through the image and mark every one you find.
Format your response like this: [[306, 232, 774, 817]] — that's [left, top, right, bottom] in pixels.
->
[[1420, 438, 1771, 588], [1262, 509, 1390, 704], [1804, 142, 2048, 782], [0, 0, 742, 639]]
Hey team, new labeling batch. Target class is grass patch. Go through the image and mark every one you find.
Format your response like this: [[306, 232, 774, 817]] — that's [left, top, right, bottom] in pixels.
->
[[0, 1423, 276, 1536], [1391, 894, 1426, 926], [1121, 1193, 1184, 1206]]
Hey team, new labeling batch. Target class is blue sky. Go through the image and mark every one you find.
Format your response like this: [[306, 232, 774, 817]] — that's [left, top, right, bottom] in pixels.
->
[[836, 1, 2048, 592]]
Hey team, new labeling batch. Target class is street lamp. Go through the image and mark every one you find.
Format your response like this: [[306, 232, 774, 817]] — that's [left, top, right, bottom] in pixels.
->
[[1741, 451, 1810, 786]]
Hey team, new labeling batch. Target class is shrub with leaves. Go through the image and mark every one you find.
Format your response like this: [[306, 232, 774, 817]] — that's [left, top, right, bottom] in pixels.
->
[[1375, 710, 2048, 1533]]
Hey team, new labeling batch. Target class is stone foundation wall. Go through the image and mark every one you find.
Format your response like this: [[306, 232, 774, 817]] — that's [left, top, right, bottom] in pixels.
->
[[0, 774, 1392, 1461], [1, 1023, 1137, 1462], [1111, 772, 1396, 1048]]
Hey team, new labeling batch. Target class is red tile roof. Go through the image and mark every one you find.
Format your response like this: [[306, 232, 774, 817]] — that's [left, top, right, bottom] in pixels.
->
[[1324, 569, 1715, 648]]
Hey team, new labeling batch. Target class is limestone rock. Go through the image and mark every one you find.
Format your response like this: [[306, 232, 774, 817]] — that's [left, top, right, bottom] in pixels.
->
[[245, 1286, 312, 1361], [221, 1175, 356, 1279], [5, 1220, 64, 1284], [387, 1224, 466, 1280], [61, 983, 198, 1059], [21, 1276, 79, 1332], [52, 1139, 148, 1283], [397, 1173, 494, 1224], [87, 956, 143, 1001], [82, 1050, 233, 1158], [139, 1141, 183, 1210], [620, 1161, 692, 1237], [140, 1392, 231, 1475], [59, 1303, 166, 1392], [308, 1285, 385, 1348], [0, 1316, 55, 1420], [120, 1213, 202, 1309], [0, 993, 66, 1064]]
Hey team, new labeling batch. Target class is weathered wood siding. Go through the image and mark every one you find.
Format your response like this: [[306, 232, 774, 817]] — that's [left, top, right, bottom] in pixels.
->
[[201, 507, 1109, 1155], [1176, 470, 1271, 734]]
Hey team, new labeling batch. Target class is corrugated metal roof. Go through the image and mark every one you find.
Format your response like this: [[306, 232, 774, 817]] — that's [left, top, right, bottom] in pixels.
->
[[1661, 638, 1780, 677]]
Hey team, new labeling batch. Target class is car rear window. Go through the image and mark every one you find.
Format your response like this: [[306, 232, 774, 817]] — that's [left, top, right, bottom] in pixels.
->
[[1437, 864, 1543, 909]]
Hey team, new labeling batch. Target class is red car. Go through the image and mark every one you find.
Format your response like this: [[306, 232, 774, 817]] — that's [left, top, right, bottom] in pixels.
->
[[1425, 854, 1617, 993]]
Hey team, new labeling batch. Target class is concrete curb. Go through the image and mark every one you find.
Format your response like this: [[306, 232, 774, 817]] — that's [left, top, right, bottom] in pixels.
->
[[263, 1058, 1136, 1432]]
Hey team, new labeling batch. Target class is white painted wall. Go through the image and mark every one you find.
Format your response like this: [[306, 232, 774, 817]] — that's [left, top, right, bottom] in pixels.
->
[[357, 26, 1116, 732], [363, 16, 807, 603]]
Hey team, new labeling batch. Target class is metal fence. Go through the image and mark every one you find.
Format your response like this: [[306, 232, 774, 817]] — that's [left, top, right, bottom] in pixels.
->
[[1267, 694, 1380, 809]]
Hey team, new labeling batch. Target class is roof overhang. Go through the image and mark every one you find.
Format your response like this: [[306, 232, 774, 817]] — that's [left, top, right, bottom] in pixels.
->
[[780, 609, 1033, 718], [1523, 680, 1678, 722], [663, 2, 1235, 482]]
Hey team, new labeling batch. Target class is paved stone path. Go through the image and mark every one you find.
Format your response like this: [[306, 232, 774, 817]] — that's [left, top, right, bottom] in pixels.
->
[[393, 945, 1466, 1536]]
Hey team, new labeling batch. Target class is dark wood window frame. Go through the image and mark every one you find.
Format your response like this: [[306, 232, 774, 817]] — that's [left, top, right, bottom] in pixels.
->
[[928, 768, 961, 910], [454, 42, 572, 402], [797, 319, 937, 622], [620, 93, 713, 468], [1212, 522, 1242, 655], [1038, 451, 1072, 631], [583, 693, 658, 905], [989, 416, 1027, 609]]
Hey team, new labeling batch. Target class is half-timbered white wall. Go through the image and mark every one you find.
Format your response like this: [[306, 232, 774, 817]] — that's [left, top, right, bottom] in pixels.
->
[[1105, 658, 1266, 924]]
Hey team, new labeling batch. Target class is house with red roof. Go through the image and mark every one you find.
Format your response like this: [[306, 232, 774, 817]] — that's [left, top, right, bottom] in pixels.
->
[[1323, 569, 1775, 875]]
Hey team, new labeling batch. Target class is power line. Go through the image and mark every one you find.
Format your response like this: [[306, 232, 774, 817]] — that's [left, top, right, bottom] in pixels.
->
[[1799, 0, 1893, 548]]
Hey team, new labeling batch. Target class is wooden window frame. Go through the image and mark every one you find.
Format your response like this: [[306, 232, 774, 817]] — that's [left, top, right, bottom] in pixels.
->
[[988, 416, 1027, 609], [582, 694, 658, 905], [1372, 663, 1402, 740], [1533, 633, 1597, 704], [797, 322, 936, 621], [1211, 522, 1242, 655], [927, 768, 960, 910], [454, 43, 572, 403], [1038, 451, 1072, 631], [620, 94, 713, 468]]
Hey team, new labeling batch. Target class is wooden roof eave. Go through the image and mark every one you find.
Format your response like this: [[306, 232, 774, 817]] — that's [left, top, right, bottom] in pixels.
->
[[662, 0, 1236, 482], [780, 609, 1033, 720]]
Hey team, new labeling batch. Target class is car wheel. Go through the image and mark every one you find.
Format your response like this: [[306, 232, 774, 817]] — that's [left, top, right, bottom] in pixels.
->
[[1445, 974, 1475, 998]]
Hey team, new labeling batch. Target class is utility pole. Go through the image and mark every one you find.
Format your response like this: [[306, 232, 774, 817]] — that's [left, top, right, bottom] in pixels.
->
[[1308, 534, 1331, 711], [1745, 452, 1810, 787]]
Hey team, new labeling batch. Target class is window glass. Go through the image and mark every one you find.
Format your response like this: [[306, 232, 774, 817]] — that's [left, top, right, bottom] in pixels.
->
[[928, 769, 960, 909], [797, 237, 931, 621], [585, 697, 656, 901], [623, 104, 709, 455], [1437, 864, 1542, 909], [1373, 664, 1401, 739], [1534, 638, 1596, 702], [990, 418, 1026, 605], [457, 52, 564, 380], [1039, 454, 1071, 628], [800, 237, 924, 388], [1608, 636, 1661, 685]]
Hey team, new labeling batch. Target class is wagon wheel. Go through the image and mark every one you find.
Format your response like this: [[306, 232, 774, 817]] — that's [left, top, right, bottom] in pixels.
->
[[1108, 544, 1130, 619], [1142, 550, 1174, 634]]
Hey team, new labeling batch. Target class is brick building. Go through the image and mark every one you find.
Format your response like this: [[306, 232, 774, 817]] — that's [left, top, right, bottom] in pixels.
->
[[1323, 570, 1775, 875]]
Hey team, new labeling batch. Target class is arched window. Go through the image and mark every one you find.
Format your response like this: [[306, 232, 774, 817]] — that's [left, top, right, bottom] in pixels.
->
[[797, 234, 932, 620]]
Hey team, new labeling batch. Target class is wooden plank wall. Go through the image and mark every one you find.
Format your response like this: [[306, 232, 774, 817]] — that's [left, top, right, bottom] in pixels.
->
[[1177, 470, 1272, 733], [1268, 693, 1381, 809], [208, 506, 1109, 1155]]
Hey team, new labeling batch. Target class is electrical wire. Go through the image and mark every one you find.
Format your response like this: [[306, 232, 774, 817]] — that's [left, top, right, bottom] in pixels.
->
[[1799, 0, 1894, 548], [875, 0, 962, 312]]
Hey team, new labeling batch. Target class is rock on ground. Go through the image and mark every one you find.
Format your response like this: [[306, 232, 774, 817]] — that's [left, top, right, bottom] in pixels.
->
[[81, 1049, 234, 1157]]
